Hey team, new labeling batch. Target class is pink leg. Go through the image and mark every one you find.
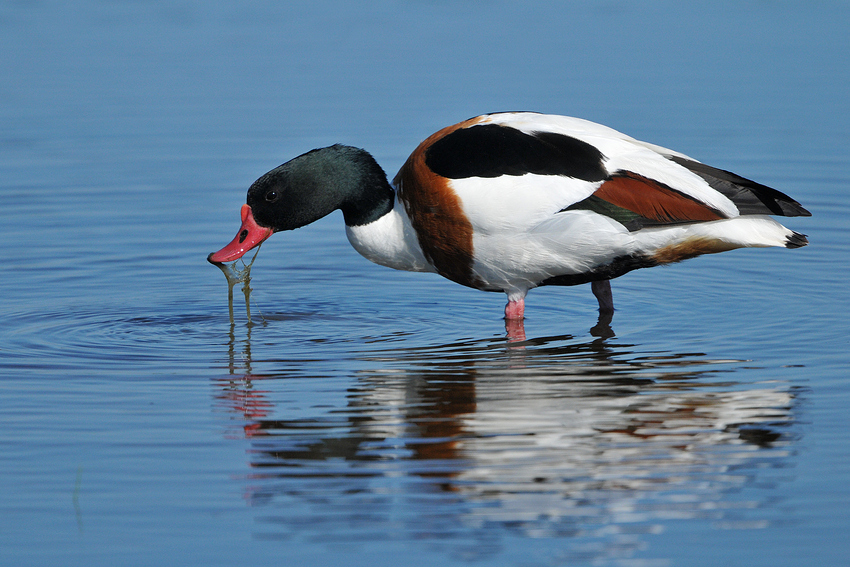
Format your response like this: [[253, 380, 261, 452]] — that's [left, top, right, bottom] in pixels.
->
[[504, 297, 525, 320], [591, 280, 614, 312]]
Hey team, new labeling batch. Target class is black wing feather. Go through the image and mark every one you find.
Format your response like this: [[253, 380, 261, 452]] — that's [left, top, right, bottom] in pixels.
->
[[425, 124, 608, 182], [669, 156, 811, 217]]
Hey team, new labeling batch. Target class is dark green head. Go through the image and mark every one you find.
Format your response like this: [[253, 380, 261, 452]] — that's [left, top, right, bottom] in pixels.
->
[[247, 144, 394, 231]]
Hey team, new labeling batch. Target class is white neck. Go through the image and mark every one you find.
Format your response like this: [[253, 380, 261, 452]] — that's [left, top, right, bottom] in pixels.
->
[[344, 199, 435, 273]]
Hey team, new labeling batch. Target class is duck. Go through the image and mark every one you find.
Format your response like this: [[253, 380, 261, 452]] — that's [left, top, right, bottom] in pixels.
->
[[209, 112, 810, 325]]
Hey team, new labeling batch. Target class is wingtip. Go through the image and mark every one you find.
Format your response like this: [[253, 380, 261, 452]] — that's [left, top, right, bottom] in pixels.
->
[[781, 201, 812, 218]]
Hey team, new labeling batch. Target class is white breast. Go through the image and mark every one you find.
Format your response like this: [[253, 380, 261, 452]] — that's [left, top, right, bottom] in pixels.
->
[[344, 199, 435, 273]]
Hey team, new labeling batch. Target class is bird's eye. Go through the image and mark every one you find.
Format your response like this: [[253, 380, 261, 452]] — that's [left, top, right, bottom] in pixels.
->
[[265, 191, 279, 202]]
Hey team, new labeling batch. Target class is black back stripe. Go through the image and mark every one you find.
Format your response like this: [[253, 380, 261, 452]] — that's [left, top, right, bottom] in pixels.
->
[[425, 124, 608, 181], [668, 156, 811, 217]]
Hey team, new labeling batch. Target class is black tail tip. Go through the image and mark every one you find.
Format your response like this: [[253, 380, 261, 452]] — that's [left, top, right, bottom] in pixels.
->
[[786, 231, 808, 249]]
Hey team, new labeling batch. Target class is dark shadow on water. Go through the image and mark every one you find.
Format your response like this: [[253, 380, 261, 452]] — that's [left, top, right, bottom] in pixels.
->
[[213, 321, 801, 563]]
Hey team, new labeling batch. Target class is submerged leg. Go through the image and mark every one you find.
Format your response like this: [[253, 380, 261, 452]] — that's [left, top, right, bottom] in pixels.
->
[[504, 295, 527, 341], [591, 280, 614, 312], [504, 297, 525, 320]]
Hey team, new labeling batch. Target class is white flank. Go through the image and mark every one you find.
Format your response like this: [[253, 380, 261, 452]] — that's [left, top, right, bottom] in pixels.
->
[[470, 210, 635, 296]]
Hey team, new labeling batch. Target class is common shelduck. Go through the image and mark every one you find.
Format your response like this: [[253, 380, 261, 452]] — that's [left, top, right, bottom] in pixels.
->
[[209, 112, 809, 324]]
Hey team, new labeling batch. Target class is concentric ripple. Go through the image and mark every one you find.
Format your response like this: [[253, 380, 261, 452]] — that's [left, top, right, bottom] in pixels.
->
[[2, 306, 227, 376]]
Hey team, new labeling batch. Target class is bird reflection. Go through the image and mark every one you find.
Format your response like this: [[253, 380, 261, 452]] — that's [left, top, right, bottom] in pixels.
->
[[506, 307, 614, 342], [213, 322, 799, 562]]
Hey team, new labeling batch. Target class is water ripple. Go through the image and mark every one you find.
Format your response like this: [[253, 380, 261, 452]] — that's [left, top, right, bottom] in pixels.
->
[[2, 307, 224, 375]]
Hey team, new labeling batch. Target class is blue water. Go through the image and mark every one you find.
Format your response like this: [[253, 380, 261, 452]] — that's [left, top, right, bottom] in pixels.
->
[[2, 1, 849, 566]]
